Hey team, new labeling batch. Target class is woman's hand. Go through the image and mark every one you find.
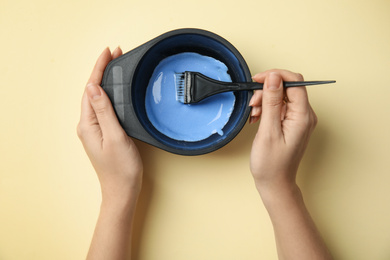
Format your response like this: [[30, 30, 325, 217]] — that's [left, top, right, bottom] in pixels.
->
[[249, 70, 332, 260], [78, 47, 143, 260], [77, 47, 143, 202], [249, 69, 317, 193]]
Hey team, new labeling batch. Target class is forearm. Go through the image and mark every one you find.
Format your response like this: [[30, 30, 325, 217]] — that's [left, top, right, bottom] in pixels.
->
[[257, 181, 333, 260], [86, 194, 139, 260]]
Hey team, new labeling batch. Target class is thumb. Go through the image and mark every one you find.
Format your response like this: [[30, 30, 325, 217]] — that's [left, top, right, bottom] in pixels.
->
[[260, 72, 284, 133], [86, 83, 124, 137]]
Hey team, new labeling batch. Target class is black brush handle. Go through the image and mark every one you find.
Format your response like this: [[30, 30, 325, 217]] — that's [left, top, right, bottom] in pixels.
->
[[230, 80, 336, 89], [192, 72, 335, 103]]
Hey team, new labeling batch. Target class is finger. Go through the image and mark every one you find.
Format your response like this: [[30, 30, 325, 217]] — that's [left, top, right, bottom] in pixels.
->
[[252, 69, 303, 83], [249, 116, 260, 124], [285, 86, 309, 115], [259, 72, 284, 133], [251, 105, 262, 117], [252, 71, 267, 83], [256, 69, 310, 116], [309, 104, 318, 132], [267, 70, 310, 114], [112, 46, 123, 59], [86, 83, 125, 139], [79, 89, 97, 125], [87, 47, 112, 86], [281, 102, 287, 121], [77, 89, 100, 143], [249, 89, 263, 107], [78, 48, 112, 142], [252, 69, 300, 111]]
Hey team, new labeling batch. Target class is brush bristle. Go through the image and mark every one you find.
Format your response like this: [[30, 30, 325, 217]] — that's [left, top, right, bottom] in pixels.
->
[[175, 72, 186, 103]]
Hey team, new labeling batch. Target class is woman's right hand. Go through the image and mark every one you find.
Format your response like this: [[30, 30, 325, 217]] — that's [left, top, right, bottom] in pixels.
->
[[249, 69, 317, 193]]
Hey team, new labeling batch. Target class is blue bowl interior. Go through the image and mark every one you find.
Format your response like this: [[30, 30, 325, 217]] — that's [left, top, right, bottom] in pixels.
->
[[132, 33, 251, 153]]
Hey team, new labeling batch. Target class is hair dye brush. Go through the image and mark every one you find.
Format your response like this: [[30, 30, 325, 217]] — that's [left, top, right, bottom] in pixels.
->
[[175, 71, 335, 104]]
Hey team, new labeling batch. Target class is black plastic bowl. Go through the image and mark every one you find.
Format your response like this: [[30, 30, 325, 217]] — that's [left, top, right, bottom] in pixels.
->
[[102, 28, 252, 155]]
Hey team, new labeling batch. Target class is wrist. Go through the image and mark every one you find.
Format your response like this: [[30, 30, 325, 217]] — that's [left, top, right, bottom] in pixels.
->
[[100, 182, 141, 211], [100, 191, 140, 220], [99, 172, 142, 200], [255, 179, 302, 210]]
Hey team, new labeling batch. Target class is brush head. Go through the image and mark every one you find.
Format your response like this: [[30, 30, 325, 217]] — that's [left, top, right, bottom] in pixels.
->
[[175, 72, 185, 103], [175, 71, 193, 104]]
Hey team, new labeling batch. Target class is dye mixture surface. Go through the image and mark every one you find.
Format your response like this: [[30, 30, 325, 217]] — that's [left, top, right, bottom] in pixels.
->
[[145, 52, 235, 142]]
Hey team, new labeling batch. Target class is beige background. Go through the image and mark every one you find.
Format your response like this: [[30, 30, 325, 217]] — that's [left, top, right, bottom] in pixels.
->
[[1, 0, 390, 259]]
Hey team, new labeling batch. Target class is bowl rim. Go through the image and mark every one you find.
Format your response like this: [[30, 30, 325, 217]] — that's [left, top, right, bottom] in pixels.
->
[[102, 28, 253, 155]]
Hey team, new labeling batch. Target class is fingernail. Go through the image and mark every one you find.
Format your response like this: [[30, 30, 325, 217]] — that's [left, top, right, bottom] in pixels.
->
[[102, 46, 110, 54], [86, 84, 101, 100], [251, 106, 261, 117], [267, 73, 282, 90], [251, 106, 256, 116]]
